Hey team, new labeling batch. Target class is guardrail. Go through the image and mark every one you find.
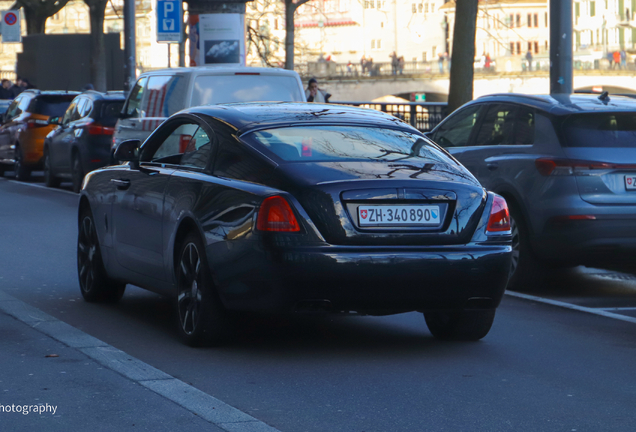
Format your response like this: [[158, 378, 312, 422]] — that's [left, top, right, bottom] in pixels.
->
[[331, 101, 448, 132]]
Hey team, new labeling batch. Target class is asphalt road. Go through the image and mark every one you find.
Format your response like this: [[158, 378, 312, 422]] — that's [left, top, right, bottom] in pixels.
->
[[3, 175, 636, 431]]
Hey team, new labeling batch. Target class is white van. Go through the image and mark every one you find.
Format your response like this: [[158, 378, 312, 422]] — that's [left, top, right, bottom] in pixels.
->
[[113, 66, 306, 151]]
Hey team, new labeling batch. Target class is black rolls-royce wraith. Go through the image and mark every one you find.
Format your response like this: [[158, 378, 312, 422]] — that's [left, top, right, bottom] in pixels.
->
[[78, 103, 512, 346]]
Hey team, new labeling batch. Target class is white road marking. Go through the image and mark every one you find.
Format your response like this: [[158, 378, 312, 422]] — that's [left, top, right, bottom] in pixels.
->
[[505, 290, 636, 325], [598, 307, 636, 311], [0, 290, 280, 432], [1, 177, 78, 196]]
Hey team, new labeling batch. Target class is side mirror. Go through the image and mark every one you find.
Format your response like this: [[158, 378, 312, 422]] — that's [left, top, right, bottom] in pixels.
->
[[114, 139, 141, 164], [48, 116, 61, 125]]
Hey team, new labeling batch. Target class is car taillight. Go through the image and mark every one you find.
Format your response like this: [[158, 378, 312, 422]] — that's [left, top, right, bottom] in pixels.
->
[[535, 158, 634, 176], [486, 195, 510, 233], [88, 124, 115, 135], [256, 196, 300, 232], [26, 119, 48, 129]]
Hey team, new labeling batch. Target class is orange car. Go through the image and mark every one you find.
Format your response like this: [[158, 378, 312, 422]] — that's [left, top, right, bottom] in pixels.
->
[[0, 90, 78, 180]]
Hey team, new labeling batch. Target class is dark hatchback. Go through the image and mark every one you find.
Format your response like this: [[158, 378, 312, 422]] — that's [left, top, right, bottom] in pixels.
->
[[78, 103, 512, 346], [44, 91, 125, 192]]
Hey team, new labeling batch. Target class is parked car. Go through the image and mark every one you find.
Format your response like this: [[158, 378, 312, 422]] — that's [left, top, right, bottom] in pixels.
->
[[112, 66, 306, 155], [0, 90, 77, 180], [427, 92, 636, 287], [78, 103, 512, 346], [44, 91, 125, 192]]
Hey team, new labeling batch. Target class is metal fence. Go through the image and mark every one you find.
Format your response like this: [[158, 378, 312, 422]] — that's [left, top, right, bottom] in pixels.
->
[[331, 101, 448, 132]]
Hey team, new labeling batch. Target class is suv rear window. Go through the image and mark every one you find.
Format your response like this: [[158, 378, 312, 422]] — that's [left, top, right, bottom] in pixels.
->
[[28, 95, 75, 117], [101, 101, 124, 119], [191, 75, 303, 106], [563, 113, 636, 147]]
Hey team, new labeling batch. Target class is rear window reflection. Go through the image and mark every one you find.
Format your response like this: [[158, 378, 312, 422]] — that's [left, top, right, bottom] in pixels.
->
[[244, 126, 451, 163], [563, 113, 636, 147]]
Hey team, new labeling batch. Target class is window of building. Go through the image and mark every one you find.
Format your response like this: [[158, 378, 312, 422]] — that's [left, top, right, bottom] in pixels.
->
[[516, 14, 521, 27], [418, 3, 423, 12], [545, 41, 548, 51], [528, 42, 532, 52], [371, 40, 375, 49], [369, 0, 374, 8], [412, 3, 416, 13], [377, 39, 382, 49], [509, 42, 514, 54], [432, 46, 437, 57], [274, 19, 278, 30], [590, 1, 596, 17], [544, 12, 548, 26], [381, 22, 384, 28], [527, 13, 532, 27], [422, 51, 427, 61], [425, 3, 429, 13], [430, 2, 434, 12], [534, 41, 539, 53], [534, 13, 538, 27], [509, 14, 514, 27]]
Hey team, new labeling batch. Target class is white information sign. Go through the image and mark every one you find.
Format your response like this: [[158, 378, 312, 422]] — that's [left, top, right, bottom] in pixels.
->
[[156, 0, 182, 43], [198, 14, 245, 66], [1, 10, 21, 43]]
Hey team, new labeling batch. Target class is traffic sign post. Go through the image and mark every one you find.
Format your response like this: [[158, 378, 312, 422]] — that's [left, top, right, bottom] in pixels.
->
[[1, 10, 21, 43], [156, 0, 183, 43]]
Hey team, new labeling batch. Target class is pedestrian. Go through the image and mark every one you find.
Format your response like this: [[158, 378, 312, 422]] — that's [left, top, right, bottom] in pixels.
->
[[390, 51, 398, 75], [485, 53, 492, 71], [10, 77, 24, 98], [607, 51, 614, 68], [398, 56, 405, 75], [305, 78, 331, 103], [621, 49, 627, 69], [0, 79, 12, 99], [360, 55, 367, 75], [438, 53, 444, 73], [613, 50, 621, 69], [367, 57, 374, 76], [525, 49, 533, 71]]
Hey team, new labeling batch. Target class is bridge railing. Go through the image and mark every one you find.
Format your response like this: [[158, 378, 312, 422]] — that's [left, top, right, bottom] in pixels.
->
[[331, 101, 448, 132]]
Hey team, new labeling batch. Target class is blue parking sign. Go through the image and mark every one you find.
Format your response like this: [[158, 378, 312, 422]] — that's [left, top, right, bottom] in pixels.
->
[[157, 0, 182, 43]]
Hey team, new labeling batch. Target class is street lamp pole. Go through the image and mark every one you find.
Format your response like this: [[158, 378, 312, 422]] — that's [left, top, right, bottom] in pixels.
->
[[549, 0, 573, 94], [123, 0, 137, 91]]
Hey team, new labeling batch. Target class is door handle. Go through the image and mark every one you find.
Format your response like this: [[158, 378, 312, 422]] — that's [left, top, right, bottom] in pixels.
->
[[110, 178, 131, 190], [486, 162, 499, 171]]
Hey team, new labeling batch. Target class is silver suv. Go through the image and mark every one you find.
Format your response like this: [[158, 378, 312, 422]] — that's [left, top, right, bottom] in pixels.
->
[[113, 66, 306, 152], [428, 93, 636, 287]]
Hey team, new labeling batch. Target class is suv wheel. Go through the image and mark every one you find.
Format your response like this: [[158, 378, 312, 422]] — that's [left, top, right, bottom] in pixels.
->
[[71, 153, 84, 193], [14, 146, 31, 181], [44, 149, 61, 188], [506, 204, 544, 289]]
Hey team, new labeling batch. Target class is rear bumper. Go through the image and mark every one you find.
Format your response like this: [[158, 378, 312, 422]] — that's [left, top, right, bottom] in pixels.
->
[[213, 243, 512, 314], [535, 215, 636, 270]]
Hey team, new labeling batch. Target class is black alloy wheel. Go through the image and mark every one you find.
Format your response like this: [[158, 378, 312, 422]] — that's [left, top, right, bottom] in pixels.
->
[[14, 146, 30, 181], [77, 208, 126, 303], [44, 149, 61, 188], [506, 204, 544, 290], [72, 154, 84, 193], [176, 232, 230, 347], [424, 309, 496, 341]]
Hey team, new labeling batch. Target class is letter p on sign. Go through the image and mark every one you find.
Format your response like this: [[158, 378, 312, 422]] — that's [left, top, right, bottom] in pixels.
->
[[164, 2, 173, 17]]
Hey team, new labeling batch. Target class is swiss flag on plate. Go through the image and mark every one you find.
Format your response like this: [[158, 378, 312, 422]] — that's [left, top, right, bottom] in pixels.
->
[[360, 209, 368, 219], [628, 178, 633, 185]]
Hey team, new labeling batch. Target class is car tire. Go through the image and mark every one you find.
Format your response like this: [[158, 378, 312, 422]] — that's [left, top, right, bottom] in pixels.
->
[[424, 309, 496, 341], [71, 153, 84, 193], [175, 232, 231, 347], [44, 149, 61, 188], [77, 207, 126, 303], [0, 164, 5, 177], [14, 146, 31, 181], [506, 203, 545, 290]]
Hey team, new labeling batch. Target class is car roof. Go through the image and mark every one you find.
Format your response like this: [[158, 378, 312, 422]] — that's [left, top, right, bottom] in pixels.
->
[[473, 93, 636, 115], [139, 66, 300, 78], [182, 102, 420, 134], [22, 90, 80, 97], [81, 90, 126, 101]]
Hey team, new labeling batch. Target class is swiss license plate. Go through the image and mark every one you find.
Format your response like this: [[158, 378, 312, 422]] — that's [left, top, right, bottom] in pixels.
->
[[625, 175, 636, 190], [358, 205, 441, 227]]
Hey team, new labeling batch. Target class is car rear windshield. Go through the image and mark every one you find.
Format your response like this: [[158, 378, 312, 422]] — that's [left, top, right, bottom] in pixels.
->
[[28, 95, 75, 117], [243, 126, 452, 163], [190, 75, 303, 106], [563, 113, 636, 147]]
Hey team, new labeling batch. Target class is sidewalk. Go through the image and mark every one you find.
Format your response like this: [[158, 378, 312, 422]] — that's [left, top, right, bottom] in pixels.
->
[[0, 290, 277, 432]]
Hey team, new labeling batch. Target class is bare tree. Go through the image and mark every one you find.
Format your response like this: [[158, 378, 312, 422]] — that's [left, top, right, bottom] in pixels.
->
[[448, 0, 479, 113], [13, 0, 71, 34], [284, 0, 312, 70], [84, 0, 109, 91]]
